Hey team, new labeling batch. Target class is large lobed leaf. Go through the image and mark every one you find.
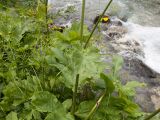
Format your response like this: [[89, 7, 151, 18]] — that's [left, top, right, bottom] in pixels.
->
[[46, 46, 105, 89], [31, 91, 60, 112]]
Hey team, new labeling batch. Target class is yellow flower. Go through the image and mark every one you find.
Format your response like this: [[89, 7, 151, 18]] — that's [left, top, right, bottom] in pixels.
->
[[101, 16, 109, 23]]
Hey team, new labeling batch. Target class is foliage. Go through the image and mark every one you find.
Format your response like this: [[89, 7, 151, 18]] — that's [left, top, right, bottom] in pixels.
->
[[0, 0, 37, 8], [76, 56, 144, 120], [0, 1, 146, 120]]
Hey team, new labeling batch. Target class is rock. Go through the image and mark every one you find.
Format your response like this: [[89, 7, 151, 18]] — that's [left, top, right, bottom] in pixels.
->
[[121, 16, 128, 22], [151, 87, 160, 109], [105, 26, 127, 42], [110, 20, 123, 26], [135, 88, 155, 112], [107, 26, 127, 35], [141, 63, 157, 78], [120, 58, 160, 112], [124, 59, 158, 79]]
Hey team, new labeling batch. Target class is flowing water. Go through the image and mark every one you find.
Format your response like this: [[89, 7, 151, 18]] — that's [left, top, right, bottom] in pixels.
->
[[49, 0, 160, 73]]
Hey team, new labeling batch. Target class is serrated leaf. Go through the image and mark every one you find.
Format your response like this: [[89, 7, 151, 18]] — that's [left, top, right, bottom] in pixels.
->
[[109, 97, 142, 117], [6, 112, 18, 120], [77, 48, 105, 84], [31, 91, 59, 112], [32, 110, 42, 120], [19, 109, 33, 120], [122, 81, 146, 96], [47, 47, 105, 89], [45, 112, 74, 120], [53, 63, 74, 88], [51, 48, 67, 64], [112, 55, 123, 75]]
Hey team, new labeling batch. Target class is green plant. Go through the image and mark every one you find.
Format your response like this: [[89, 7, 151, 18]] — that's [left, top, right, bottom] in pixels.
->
[[144, 108, 160, 120], [0, 0, 147, 120], [75, 56, 144, 120]]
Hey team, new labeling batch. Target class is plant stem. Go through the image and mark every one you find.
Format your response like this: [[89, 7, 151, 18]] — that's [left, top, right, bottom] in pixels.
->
[[80, 0, 85, 40], [71, 0, 86, 115], [84, 0, 113, 49], [85, 92, 106, 120], [71, 74, 80, 115], [144, 108, 160, 120], [45, 0, 49, 36]]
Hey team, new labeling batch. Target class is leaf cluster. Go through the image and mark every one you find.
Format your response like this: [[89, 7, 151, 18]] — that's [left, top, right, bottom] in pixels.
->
[[0, 1, 146, 120]]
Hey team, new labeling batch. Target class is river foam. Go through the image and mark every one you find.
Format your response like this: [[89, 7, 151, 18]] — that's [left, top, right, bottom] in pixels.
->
[[122, 22, 160, 73]]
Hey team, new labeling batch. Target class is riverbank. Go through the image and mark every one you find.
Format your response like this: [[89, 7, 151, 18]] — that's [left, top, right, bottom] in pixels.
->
[[49, 0, 160, 112], [97, 19, 160, 112]]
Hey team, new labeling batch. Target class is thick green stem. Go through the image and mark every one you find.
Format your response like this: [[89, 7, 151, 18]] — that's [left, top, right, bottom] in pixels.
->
[[71, 74, 80, 114], [84, 0, 113, 49], [85, 92, 106, 120], [80, 0, 85, 40], [144, 108, 160, 120]]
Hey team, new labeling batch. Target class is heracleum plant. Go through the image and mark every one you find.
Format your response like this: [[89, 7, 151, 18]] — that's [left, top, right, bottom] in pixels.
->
[[1, 0, 159, 120]]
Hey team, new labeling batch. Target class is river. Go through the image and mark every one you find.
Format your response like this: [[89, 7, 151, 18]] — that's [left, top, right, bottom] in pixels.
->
[[48, 0, 160, 73]]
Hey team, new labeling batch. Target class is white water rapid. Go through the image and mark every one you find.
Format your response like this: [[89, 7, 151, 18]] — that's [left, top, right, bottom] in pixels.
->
[[122, 22, 160, 73]]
